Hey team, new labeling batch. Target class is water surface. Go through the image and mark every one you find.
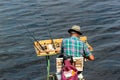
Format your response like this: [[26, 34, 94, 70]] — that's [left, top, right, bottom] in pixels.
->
[[0, 0, 120, 80]]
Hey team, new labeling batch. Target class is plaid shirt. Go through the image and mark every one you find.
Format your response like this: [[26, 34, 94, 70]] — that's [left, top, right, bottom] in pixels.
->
[[61, 36, 91, 57]]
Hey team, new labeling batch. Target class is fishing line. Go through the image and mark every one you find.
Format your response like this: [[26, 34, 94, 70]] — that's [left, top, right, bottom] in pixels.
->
[[24, 26, 45, 51], [47, 26, 56, 49], [41, 18, 56, 49]]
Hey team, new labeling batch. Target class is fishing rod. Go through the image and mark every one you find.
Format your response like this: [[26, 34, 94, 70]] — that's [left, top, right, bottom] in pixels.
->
[[24, 26, 45, 51], [47, 27, 56, 49], [41, 17, 56, 50], [24, 25, 51, 80]]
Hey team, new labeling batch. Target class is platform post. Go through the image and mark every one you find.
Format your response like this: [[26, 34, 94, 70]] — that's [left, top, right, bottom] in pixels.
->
[[46, 56, 50, 80]]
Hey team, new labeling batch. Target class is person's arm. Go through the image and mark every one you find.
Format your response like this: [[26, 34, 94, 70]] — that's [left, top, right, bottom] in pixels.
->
[[87, 54, 94, 61], [83, 43, 95, 61]]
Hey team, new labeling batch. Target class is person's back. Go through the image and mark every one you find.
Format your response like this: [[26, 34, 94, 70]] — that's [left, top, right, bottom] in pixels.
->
[[61, 25, 94, 60]]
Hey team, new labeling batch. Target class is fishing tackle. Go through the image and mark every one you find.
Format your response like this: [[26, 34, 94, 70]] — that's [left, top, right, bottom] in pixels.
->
[[24, 26, 45, 51]]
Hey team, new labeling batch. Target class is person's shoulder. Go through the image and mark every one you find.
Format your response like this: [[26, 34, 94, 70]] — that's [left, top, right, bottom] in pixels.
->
[[62, 37, 70, 42], [78, 39, 84, 45], [63, 37, 69, 40]]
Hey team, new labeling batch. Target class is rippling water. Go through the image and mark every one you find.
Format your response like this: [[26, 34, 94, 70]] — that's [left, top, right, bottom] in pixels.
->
[[0, 0, 120, 80]]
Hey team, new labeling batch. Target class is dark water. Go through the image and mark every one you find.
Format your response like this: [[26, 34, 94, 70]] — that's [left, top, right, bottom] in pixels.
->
[[0, 0, 120, 80]]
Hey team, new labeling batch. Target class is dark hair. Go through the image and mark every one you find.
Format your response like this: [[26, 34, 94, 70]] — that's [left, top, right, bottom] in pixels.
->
[[62, 56, 73, 65]]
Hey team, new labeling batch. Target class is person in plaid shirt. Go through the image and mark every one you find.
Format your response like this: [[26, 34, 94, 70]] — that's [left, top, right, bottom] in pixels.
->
[[61, 25, 94, 60]]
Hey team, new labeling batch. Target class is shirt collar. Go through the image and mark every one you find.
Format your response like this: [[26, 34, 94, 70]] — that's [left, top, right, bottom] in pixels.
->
[[71, 36, 79, 40]]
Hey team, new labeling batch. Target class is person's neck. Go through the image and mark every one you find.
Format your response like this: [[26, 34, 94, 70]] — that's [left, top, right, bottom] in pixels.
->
[[71, 35, 79, 38]]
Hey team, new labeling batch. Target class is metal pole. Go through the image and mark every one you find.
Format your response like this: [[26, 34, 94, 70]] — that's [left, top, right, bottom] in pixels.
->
[[46, 56, 50, 80]]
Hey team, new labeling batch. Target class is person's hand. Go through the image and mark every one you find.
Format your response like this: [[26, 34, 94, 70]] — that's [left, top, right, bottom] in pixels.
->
[[83, 55, 95, 61]]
